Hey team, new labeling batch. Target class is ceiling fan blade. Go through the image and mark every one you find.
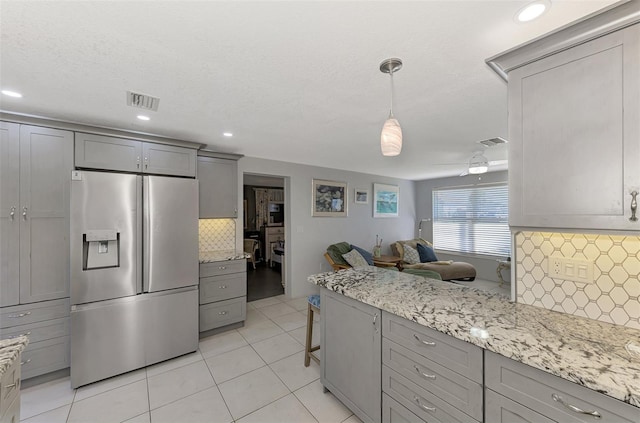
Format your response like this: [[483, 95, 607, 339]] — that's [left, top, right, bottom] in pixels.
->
[[488, 160, 508, 165], [459, 169, 469, 177]]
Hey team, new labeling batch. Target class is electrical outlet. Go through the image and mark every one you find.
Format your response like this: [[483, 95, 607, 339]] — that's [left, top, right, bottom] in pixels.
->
[[547, 256, 594, 283]]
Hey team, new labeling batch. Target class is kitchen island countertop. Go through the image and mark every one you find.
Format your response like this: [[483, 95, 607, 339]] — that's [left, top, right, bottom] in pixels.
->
[[200, 250, 250, 263], [308, 267, 640, 407], [0, 335, 29, 377]]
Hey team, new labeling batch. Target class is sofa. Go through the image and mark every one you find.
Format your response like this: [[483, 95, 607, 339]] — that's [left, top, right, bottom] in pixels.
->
[[390, 238, 476, 281]]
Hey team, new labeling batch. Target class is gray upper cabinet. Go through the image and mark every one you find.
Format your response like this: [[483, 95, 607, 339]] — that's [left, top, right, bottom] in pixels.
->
[[1, 122, 73, 306], [75, 133, 196, 177], [321, 288, 381, 423], [197, 156, 238, 218], [506, 23, 640, 230]]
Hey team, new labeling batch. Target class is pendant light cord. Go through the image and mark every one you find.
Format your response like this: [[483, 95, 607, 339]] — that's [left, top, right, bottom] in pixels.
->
[[389, 70, 395, 119]]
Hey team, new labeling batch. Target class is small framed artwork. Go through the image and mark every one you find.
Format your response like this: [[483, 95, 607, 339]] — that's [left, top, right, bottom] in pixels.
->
[[312, 179, 348, 217], [354, 188, 369, 204], [373, 183, 399, 218]]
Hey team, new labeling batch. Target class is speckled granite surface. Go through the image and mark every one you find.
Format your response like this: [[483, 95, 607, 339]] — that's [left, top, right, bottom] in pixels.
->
[[308, 267, 640, 407], [199, 250, 250, 263], [0, 335, 28, 377]]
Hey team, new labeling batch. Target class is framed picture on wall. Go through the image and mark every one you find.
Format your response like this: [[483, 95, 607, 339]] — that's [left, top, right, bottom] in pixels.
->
[[373, 183, 399, 217], [354, 188, 369, 204], [312, 179, 348, 217]]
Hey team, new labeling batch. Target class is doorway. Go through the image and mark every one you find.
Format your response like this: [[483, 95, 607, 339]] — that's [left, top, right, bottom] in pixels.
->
[[243, 173, 286, 302]]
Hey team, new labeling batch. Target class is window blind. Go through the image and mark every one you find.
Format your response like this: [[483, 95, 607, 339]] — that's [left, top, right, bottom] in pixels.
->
[[432, 183, 510, 257]]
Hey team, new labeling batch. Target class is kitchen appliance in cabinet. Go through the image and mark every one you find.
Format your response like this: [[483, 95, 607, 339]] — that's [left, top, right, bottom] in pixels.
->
[[69, 171, 199, 388]]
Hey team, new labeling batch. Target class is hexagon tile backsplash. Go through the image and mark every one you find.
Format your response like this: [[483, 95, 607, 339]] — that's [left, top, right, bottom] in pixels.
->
[[199, 219, 236, 252], [515, 231, 640, 329]]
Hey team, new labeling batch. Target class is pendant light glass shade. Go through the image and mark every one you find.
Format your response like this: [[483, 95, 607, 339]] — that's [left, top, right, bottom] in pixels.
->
[[381, 117, 402, 156], [379, 58, 403, 157], [468, 152, 489, 174]]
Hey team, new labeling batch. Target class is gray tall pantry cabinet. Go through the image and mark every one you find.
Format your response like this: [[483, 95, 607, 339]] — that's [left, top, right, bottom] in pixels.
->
[[0, 122, 73, 379]]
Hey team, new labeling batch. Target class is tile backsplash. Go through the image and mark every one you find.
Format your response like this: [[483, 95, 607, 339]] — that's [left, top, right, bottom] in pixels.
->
[[199, 219, 236, 251], [515, 231, 639, 329]]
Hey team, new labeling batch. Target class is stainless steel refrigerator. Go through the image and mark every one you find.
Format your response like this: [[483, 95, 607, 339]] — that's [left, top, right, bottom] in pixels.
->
[[69, 171, 199, 388]]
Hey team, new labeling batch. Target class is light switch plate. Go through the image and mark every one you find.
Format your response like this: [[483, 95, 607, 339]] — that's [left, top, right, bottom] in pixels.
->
[[548, 256, 594, 283]]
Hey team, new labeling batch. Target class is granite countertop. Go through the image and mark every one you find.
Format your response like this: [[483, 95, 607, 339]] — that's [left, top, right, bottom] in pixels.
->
[[308, 267, 640, 407], [200, 250, 250, 263], [0, 335, 29, 377]]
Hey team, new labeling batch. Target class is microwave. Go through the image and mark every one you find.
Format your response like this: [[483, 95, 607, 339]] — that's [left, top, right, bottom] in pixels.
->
[[269, 203, 281, 212]]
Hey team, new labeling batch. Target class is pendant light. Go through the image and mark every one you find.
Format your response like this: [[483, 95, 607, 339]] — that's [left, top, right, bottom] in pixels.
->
[[379, 58, 403, 156]]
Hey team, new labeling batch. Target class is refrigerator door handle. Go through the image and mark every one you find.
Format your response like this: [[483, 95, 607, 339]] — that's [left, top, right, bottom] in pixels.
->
[[137, 175, 143, 294], [143, 175, 150, 293]]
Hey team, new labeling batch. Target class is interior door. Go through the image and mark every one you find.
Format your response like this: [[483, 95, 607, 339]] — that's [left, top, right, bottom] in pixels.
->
[[144, 176, 198, 292]]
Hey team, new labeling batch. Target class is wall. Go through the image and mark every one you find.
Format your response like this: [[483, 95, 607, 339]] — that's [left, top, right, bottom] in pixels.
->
[[237, 156, 417, 298], [515, 231, 640, 330], [415, 171, 509, 282]]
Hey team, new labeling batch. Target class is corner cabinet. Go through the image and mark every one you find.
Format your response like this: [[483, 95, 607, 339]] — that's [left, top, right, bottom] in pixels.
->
[[197, 155, 238, 218], [75, 132, 196, 177], [321, 288, 381, 423], [504, 22, 640, 230]]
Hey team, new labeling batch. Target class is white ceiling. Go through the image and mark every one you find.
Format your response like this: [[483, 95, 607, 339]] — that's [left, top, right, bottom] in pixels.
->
[[0, 0, 620, 180]]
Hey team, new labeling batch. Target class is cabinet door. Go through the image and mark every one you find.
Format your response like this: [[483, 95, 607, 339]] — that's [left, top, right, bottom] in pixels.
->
[[0, 122, 20, 307], [509, 24, 640, 230], [142, 142, 196, 177], [197, 156, 238, 218], [75, 132, 142, 172], [19, 125, 73, 303], [321, 288, 381, 423]]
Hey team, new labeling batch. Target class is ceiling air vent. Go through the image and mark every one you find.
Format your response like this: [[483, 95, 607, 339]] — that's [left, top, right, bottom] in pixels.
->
[[478, 137, 507, 148], [126, 91, 160, 111]]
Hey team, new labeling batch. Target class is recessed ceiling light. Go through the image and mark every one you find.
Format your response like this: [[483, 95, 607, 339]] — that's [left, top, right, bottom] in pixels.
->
[[516, 0, 550, 23], [137, 115, 150, 121], [1, 90, 22, 98], [223, 133, 233, 137]]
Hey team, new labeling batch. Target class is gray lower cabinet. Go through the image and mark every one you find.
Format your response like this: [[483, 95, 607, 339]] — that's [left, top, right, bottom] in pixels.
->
[[321, 288, 381, 423], [199, 260, 246, 332], [0, 354, 21, 423], [75, 132, 196, 177], [197, 155, 238, 218], [0, 299, 70, 380], [485, 351, 639, 423], [382, 312, 482, 423]]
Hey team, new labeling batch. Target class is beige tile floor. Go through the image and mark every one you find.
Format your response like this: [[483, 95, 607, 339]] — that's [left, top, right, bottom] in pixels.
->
[[20, 294, 361, 423]]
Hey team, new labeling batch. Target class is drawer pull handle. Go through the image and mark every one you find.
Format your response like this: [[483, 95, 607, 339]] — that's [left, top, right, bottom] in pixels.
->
[[5, 379, 20, 390], [9, 332, 31, 338], [218, 266, 227, 270], [7, 312, 31, 318], [413, 334, 435, 346], [630, 191, 638, 222], [218, 285, 227, 289], [551, 394, 601, 419], [218, 311, 228, 315], [413, 396, 436, 412], [20, 359, 31, 365], [413, 365, 436, 380]]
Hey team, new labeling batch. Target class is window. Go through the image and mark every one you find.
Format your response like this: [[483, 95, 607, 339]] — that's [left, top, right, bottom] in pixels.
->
[[432, 183, 510, 257]]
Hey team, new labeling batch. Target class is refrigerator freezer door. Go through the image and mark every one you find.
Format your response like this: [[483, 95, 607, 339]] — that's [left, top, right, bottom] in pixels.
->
[[70, 172, 142, 305], [144, 176, 198, 292]]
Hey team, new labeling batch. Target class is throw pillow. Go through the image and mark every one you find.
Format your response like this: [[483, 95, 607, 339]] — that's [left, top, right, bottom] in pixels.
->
[[417, 243, 438, 262], [350, 244, 374, 265], [326, 242, 352, 266], [342, 249, 369, 268], [402, 244, 421, 264]]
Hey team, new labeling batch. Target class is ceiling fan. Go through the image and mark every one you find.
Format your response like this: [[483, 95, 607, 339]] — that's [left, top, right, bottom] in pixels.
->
[[425, 137, 508, 176]]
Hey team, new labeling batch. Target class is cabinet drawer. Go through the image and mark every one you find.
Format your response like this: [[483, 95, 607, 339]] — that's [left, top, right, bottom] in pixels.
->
[[199, 298, 246, 332], [0, 317, 69, 344], [1, 391, 20, 423], [199, 260, 246, 278], [382, 312, 482, 383], [485, 389, 554, 423], [200, 274, 246, 305], [0, 299, 69, 328], [0, 358, 20, 418], [485, 351, 639, 423], [21, 336, 70, 380], [383, 393, 424, 423], [382, 366, 477, 423], [383, 339, 482, 420]]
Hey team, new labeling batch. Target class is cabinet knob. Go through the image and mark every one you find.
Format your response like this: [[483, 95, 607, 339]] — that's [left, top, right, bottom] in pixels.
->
[[9, 206, 15, 220], [22, 206, 27, 220], [136, 156, 141, 168], [630, 191, 638, 222], [144, 157, 148, 169]]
